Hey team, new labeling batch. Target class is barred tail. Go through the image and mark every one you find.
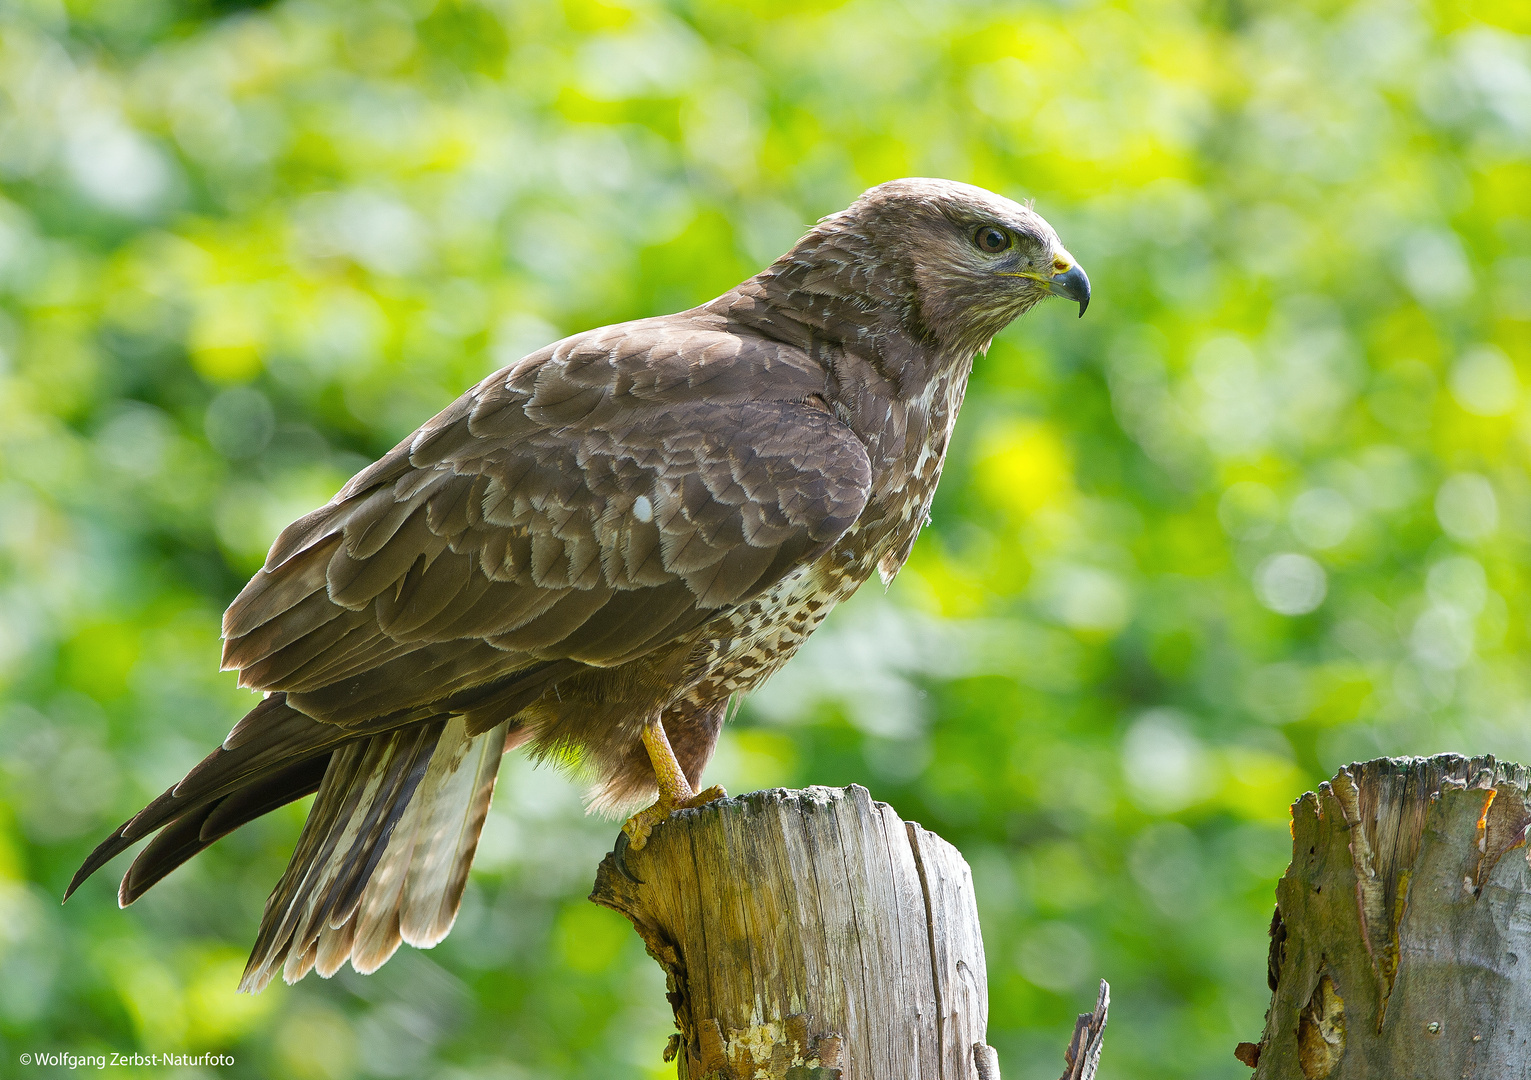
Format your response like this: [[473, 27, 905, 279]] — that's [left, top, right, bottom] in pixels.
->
[[67, 695, 514, 994], [239, 717, 510, 993]]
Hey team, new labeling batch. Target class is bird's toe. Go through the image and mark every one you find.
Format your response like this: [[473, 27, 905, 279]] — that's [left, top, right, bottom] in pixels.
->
[[680, 784, 727, 809], [621, 802, 669, 852]]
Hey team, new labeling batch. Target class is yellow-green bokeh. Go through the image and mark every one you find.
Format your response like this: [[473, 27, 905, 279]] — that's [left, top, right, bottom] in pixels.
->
[[1, 0, 1528, 1076]]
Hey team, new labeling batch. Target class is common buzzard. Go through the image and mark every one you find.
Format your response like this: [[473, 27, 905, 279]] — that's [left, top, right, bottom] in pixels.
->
[[68, 178, 1089, 992]]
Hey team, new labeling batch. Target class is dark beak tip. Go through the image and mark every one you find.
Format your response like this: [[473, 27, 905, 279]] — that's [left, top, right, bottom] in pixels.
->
[[1048, 264, 1091, 318]]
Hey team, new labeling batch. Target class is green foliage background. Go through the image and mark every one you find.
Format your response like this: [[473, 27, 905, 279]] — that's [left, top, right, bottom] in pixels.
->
[[1, 0, 1529, 1075]]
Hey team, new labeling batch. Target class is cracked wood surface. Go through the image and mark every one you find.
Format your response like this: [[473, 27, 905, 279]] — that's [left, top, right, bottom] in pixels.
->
[[589, 785, 1001, 1079], [1247, 754, 1531, 1078]]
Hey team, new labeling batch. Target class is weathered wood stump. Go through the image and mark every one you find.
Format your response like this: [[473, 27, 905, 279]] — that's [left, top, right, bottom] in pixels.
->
[[589, 785, 1003, 1079], [1246, 754, 1531, 1078]]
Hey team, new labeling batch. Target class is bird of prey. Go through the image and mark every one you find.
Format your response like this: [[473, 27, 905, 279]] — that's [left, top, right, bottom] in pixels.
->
[[67, 178, 1089, 992]]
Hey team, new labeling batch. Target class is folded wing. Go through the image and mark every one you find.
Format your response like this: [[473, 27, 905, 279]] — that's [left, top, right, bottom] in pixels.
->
[[71, 316, 874, 989], [222, 323, 871, 732]]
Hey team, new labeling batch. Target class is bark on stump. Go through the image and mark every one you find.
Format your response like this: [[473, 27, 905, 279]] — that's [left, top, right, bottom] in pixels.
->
[[589, 784, 1002, 1080], [1247, 754, 1531, 1078]]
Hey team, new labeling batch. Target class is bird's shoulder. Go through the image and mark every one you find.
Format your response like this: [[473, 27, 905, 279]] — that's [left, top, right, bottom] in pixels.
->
[[330, 308, 833, 502]]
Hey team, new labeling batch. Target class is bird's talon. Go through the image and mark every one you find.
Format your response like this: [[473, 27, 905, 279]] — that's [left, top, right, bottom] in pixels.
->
[[619, 785, 724, 854], [621, 803, 668, 852], [681, 784, 727, 809], [612, 830, 644, 884]]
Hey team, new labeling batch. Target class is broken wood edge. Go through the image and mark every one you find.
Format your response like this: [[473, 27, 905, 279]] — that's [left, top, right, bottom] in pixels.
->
[[1057, 979, 1110, 1080], [587, 785, 1111, 1079], [1239, 753, 1531, 1077], [587, 843, 704, 1072]]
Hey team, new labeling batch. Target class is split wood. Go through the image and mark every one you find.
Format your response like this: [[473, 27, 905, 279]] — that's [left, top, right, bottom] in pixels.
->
[[590, 784, 1109, 1079], [1244, 754, 1531, 1078]]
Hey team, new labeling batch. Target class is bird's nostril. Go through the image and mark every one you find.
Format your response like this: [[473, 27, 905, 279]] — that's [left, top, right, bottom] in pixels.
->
[[1053, 257, 1072, 273]]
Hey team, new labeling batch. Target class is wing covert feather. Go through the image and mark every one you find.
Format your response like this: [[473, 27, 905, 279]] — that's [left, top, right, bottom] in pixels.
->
[[221, 319, 870, 725]]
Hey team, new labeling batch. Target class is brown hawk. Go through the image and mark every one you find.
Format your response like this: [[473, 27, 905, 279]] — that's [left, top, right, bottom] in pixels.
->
[[67, 178, 1089, 992]]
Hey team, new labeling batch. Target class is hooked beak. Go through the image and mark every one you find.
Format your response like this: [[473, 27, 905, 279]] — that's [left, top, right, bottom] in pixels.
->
[[1045, 262, 1091, 318]]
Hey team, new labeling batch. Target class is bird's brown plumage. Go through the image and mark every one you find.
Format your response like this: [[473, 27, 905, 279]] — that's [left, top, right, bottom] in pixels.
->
[[68, 177, 1087, 991]]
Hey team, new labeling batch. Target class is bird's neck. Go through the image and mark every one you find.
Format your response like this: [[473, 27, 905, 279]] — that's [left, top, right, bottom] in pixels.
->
[[703, 268, 977, 455], [709, 269, 961, 392]]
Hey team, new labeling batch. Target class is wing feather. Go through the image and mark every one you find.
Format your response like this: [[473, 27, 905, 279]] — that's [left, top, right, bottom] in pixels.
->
[[238, 612, 386, 691], [71, 313, 879, 986], [373, 549, 474, 639], [222, 589, 349, 674], [218, 320, 869, 732], [222, 534, 341, 644], [117, 756, 329, 906]]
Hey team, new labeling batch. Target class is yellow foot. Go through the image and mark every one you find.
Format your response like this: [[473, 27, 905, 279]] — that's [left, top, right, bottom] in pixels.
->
[[621, 785, 727, 851]]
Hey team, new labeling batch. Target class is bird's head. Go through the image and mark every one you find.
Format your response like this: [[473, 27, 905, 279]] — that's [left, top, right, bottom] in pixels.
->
[[795, 178, 1089, 357]]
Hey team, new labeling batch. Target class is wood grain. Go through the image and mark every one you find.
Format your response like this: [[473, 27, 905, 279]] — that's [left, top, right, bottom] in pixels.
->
[[590, 784, 1001, 1079], [1247, 754, 1531, 1078]]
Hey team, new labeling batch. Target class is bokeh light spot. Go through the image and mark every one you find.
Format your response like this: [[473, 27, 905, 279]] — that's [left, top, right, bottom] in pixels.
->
[[1254, 553, 1327, 616]]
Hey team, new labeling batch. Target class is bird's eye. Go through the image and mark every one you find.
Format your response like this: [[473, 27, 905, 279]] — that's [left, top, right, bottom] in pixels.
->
[[974, 226, 1011, 254]]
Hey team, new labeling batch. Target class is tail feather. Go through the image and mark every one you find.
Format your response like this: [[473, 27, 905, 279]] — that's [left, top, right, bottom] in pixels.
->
[[69, 689, 524, 994], [241, 724, 442, 993], [66, 696, 342, 902], [336, 716, 509, 974], [398, 716, 508, 947], [315, 915, 359, 978], [118, 756, 329, 905], [239, 717, 509, 993], [310, 729, 435, 928]]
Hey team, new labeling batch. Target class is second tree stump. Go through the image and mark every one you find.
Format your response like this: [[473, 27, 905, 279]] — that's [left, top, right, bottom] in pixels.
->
[[1247, 754, 1531, 1078]]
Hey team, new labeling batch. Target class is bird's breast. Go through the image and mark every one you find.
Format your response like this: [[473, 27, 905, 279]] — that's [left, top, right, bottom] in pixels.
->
[[680, 359, 970, 707]]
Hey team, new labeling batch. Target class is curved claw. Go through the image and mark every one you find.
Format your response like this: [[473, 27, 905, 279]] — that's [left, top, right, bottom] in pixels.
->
[[612, 829, 644, 885]]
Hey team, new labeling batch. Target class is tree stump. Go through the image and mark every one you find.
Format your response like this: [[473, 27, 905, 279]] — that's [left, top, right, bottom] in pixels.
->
[[1245, 754, 1531, 1078], [589, 785, 1003, 1079]]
